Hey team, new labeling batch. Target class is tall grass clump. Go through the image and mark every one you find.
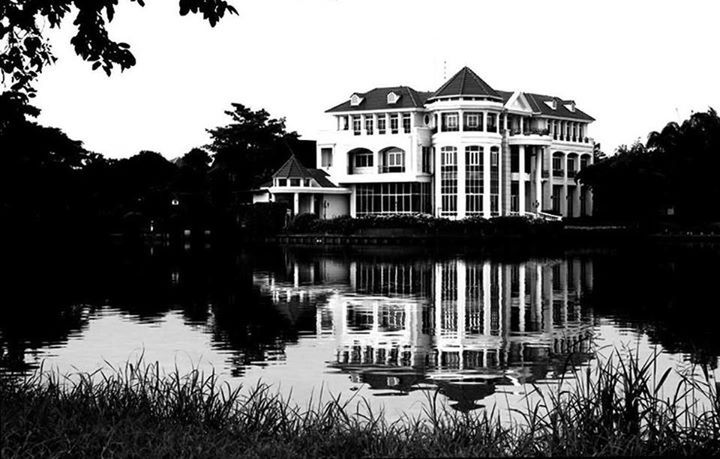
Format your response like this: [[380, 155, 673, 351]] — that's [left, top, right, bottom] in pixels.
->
[[1, 351, 719, 457]]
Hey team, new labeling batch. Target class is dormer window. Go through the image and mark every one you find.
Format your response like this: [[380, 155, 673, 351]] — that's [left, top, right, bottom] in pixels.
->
[[564, 101, 576, 112], [350, 94, 363, 106], [387, 92, 400, 104], [545, 100, 557, 110]]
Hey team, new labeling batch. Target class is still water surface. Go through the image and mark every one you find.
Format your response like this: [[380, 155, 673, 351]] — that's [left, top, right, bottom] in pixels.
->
[[2, 243, 718, 418]]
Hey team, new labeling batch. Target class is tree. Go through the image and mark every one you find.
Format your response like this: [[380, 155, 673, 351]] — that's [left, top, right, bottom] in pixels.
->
[[578, 108, 720, 220], [0, 0, 237, 95], [206, 103, 299, 189]]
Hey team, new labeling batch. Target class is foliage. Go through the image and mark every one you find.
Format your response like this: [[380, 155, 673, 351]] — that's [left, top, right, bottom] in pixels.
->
[[287, 213, 563, 237], [0, 0, 237, 95], [579, 109, 720, 220], [207, 103, 300, 189], [1, 352, 718, 457]]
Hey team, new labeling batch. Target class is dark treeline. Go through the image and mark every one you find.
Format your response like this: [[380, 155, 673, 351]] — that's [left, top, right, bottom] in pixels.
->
[[0, 92, 311, 241], [579, 108, 720, 222]]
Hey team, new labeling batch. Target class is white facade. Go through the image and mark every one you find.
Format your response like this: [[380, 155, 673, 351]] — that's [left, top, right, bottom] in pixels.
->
[[316, 68, 596, 219]]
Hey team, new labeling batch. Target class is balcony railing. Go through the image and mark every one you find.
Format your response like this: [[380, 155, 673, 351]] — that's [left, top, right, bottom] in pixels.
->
[[568, 170, 577, 178], [510, 128, 550, 136], [380, 165, 405, 173], [553, 169, 564, 177], [541, 170, 550, 178]]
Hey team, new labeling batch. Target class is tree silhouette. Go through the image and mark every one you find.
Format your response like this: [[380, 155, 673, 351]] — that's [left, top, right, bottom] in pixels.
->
[[1, 0, 237, 95], [579, 108, 720, 220]]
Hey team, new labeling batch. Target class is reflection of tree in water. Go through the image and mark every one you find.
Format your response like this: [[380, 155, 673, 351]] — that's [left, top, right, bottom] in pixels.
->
[[0, 243, 301, 375], [585, 245, 720, 367]]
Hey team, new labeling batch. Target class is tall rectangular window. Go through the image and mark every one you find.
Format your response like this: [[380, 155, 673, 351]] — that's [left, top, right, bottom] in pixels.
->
[[390, 115, 399, 134], [465, 146, 484, 215], [422, 146, 432, 173], [490, 146, 500, 215], [440, 146, 458, 217], [402, 113, 411, 133], [378, 115, 386, 134], [441, 113, 459, 132], [365, 117, 374, 135], [321, 147, 333, 167], [487, 113, 498, 133], [352, 116, 361, 135]]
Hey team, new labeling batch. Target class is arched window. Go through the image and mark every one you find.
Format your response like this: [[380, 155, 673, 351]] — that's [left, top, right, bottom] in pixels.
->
[[348, 148, 374, 174], [380, 147, 405, 173], [552, 152, 565, 177]]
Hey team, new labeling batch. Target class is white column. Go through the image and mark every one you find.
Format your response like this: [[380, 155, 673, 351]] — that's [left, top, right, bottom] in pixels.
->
[[435, 146, 442, 217], [519, 264, 526, 333], [483, 144, 491, 218], [562, 153, 569, 216], [519, 145, 526, 215], [293, 192, 299, 215], [458, 145, 466, 219], [519, 116, 524, 134], [309, 194, 316, 214], [349, 185, 356, 217], [535, 148, 542, 214]]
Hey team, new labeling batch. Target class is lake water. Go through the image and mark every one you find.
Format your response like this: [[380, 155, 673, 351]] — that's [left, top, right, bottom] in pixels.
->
[[2, 242, 719, 419]]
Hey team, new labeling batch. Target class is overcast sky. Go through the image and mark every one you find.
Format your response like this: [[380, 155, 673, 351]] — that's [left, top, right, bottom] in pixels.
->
[[31, 0, 720, 159]]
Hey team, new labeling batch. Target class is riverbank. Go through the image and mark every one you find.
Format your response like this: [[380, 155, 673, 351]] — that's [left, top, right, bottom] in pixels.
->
[[2, 355, 718, 457]]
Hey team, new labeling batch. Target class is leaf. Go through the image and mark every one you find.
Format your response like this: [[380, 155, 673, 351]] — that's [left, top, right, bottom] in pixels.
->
[[92, 61, 101, 70]]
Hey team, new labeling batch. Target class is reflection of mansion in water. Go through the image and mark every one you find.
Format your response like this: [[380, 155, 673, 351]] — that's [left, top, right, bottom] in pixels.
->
[[254, 256, 595, 386]]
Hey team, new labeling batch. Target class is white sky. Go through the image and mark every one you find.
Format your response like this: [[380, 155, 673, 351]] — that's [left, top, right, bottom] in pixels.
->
[[30, 0, 720, 159]]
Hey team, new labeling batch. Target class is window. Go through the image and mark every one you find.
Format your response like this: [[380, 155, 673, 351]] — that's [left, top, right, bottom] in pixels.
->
[[553, 155, 563, 176], [486, 113, 498, 133], [440, 146, 458, 217], [390, 115, 399, 134], [441, 113, 459, 132], [402, 114, 411, 133], [321, 147, 333, 167], [465, 146, 484, 215], [290, 178, 301, 187], [350, 94, 363, 106], [421, 146, 432, 173], [382, 148, 405, 173], [355, 182, 431, 215], [365, 116, 374, 135], [277, 178, 287, 186], [378, 115, 386, 134], [352, 116, 361, 135], [490, 146, 500, 215], [464, 112, 483, 131], [354, 150, 374, 168], [387, 92, 399, 104], [304, 179, 311, 187], [340, 116, 349, 131]]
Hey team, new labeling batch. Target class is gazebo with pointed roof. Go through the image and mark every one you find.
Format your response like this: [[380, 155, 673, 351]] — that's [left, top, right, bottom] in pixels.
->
[[427, 66, 502, 102]]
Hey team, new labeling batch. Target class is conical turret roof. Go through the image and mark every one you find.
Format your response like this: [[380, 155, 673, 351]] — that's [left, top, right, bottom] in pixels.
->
[[272, 155, 312, 178], [429, 67, 501, 101]]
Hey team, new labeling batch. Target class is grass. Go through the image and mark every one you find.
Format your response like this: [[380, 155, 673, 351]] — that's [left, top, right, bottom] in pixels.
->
[[1, 351, 719, 458]]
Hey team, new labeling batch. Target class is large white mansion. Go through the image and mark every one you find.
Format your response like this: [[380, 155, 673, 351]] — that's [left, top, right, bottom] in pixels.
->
[[254, 67, 595, 219]]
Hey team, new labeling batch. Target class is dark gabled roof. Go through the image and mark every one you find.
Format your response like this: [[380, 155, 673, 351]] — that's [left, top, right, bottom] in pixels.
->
[[308, 169, 337, 188], [428, 67, 501, 101], [326, 86, 430, 113], [273, 155, 312, 179], [497, 90, 595, 121], [270, 156, 339, 188]]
